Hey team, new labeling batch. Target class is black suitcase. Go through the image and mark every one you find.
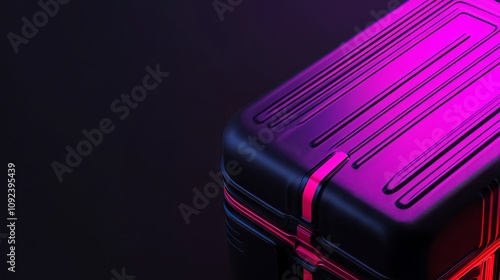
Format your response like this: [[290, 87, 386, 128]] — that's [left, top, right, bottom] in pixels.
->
[[222, 0, 500, 279]]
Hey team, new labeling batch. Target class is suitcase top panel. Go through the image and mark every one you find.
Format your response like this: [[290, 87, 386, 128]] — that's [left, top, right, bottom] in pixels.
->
[[223, 1, 500, 278], [233, 0, 500, 216]]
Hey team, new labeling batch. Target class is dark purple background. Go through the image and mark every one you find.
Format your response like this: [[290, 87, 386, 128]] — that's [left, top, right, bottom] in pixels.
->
[[2, 0, 402, 279]]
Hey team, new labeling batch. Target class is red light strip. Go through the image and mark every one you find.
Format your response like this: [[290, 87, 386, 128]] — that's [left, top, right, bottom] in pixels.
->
[[448, 239, 500, 280], [225, 188, 358, 280], [303, 267, 313, 280], [450, 183, 500, 280]]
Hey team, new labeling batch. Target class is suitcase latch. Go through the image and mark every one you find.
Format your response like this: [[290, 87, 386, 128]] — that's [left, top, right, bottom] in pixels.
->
[[294, 225, 322, 266]]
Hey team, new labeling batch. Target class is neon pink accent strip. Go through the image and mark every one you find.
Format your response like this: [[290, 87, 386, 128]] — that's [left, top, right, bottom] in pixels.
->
[[224, 189, 358, 280], [225, 188, 295, 247], [297, 225, 312, 244], [302, 152, 348, 222], [303, 268, 313, 280]]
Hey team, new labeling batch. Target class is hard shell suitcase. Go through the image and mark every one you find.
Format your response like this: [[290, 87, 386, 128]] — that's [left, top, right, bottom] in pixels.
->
[[221, 0, 500, 279]]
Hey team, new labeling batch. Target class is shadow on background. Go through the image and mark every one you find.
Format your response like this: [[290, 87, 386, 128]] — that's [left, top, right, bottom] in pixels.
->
[[1, 0, 401, 279]]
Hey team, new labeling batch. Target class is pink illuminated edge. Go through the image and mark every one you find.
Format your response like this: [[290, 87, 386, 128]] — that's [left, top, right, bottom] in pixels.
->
[[302, 152, 348, 222], [303, 268, 313, 280], [224, 188, 358, 280]]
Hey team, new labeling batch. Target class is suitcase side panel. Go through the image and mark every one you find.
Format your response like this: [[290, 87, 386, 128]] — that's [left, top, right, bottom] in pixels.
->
[[222, 0, 500, 279]]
